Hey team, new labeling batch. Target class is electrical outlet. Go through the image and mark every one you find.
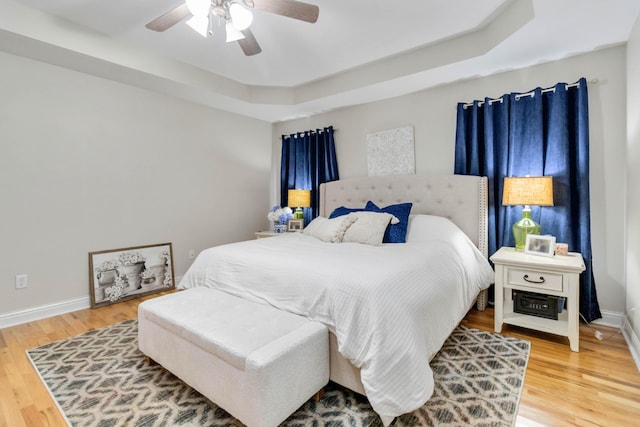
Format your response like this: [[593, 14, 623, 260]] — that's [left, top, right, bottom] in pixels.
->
[[15, 274, 28, 289], [188, 250, 196, 259]]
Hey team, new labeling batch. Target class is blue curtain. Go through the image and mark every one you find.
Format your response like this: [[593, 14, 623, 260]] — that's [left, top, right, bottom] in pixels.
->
[[454, 77, 601, 322], [280, 126, 339, 224]]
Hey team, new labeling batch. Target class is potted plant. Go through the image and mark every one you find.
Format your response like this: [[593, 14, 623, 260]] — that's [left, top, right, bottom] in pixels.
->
[[95, 259, 118, 300], [268, 206, 293, 233], [117, 251, 146, 292]]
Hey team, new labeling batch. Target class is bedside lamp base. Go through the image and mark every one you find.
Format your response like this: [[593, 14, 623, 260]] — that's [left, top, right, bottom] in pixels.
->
[[513, 208, 541, 250]]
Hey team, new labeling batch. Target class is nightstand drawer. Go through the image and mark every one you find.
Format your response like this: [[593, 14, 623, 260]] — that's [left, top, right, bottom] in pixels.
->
[[506, 268, 563, 292]]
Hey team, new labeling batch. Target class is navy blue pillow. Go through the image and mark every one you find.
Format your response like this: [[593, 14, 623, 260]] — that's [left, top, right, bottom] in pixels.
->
[[365, 201, 413, 243], [328, 206, 365, 218]]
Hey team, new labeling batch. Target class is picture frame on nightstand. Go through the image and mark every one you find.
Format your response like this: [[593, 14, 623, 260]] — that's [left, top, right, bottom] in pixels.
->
[[287, 218, 304, 232], [524, 234, 556, 257]]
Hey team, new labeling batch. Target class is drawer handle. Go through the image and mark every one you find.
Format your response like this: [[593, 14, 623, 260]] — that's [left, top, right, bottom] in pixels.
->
[[523, 274, 545, 284]]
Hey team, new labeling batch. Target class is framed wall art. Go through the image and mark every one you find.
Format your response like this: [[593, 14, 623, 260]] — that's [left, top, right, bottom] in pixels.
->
[[366, 125, 415, 176], [89, 242, 174, 308]]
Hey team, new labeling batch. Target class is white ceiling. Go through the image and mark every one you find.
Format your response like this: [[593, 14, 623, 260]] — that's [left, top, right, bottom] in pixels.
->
[[1, 0, 639, 122]]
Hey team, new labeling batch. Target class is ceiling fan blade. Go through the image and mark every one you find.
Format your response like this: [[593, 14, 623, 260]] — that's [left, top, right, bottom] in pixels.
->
[[238, 29, 262, 56], [252, 0, 319, 23], [145, 3, 191, 32]]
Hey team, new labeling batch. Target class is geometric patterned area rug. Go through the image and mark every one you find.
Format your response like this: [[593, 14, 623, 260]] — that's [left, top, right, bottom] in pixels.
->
[[27, 320, 529, 427]]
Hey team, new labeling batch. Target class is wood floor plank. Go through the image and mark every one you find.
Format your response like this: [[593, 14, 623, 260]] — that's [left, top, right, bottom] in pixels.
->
[[20, 404, 45, 427], [1, 296, 639, 426], [0, 398, 27, 427]]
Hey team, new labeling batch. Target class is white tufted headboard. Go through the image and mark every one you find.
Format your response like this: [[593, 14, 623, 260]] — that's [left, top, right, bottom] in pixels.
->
[[319, 174, 488, 258]]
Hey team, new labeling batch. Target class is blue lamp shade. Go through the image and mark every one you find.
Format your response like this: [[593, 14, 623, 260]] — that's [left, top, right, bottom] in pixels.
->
[[288, 189, 311, 219], [502, 176, 554, 250]]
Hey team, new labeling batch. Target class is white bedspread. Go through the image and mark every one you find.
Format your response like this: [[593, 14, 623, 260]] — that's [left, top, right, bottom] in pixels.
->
[[179, 215, 494, 424]]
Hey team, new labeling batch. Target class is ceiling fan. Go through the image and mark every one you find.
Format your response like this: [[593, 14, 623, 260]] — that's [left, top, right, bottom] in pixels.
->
[[145, 0, 319, 56]]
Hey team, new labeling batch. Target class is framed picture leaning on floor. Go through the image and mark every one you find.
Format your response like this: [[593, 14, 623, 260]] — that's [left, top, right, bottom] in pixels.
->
[[89, 242, 174, 308]]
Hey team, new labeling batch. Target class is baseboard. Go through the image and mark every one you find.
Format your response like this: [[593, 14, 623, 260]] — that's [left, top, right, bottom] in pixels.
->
[[622, 318, 640, 373], [0, 297, 91, 329], [0, 276, 184, 330], [594, 309, 640, 373], [592, 309, 624, 328]]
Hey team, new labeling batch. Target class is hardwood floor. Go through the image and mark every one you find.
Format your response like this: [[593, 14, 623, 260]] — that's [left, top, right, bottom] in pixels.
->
[[1, 295, 639, 427], [461, 309, 640, 427]]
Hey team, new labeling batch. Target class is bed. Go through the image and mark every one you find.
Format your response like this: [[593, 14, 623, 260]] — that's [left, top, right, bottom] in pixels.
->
[[178, 173, 494, 425]]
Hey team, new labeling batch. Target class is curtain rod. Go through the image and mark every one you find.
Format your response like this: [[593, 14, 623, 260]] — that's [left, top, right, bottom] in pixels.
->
[[283, 127, 337, 137], [462, 78, 598, 108], [308, 128, 337, 133]]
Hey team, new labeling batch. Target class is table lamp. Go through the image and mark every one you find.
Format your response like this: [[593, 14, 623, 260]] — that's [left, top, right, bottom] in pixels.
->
[[502, 176, 554, 250], [288, 189, 311, 219]]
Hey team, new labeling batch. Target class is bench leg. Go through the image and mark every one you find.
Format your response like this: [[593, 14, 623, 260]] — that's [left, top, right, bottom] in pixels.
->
[[313, 388, 325, 402]]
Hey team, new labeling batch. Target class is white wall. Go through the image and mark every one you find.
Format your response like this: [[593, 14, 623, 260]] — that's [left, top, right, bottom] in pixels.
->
[[0, 51, 272, 318], [273, 46, 628, 317], [626, 16, 640, 353]]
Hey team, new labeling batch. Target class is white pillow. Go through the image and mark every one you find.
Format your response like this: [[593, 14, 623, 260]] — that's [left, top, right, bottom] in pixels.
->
[[341, 212, 398, 246], [303, 215, 356, 243], [406, 214, 462, 243]]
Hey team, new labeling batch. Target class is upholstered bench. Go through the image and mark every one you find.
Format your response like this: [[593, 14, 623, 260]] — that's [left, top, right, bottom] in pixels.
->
[[138, 287, 329, 427]]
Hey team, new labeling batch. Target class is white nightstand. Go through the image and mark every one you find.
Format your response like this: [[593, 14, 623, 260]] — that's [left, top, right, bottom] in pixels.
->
[[490, 246, 585, 352]]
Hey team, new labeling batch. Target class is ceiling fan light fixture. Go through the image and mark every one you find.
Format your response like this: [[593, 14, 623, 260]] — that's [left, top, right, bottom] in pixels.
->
[[185, 0, 211, 17], [187, 15, 209, 37], [225, 21, 245, 42], [229, 2, 253, 31], [145, 0, 319, 56]]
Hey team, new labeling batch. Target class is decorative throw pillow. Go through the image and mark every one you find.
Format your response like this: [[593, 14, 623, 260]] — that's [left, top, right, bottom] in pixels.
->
[[328, 205, 365, 219], [303, 215, 357, 243], [365, 201, 413, 243], [341, 212, 399, 246]]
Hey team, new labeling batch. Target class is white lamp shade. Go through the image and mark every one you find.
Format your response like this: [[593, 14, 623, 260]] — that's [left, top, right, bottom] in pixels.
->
[[225, 22, 245, 42], [186, 0, 211, 17], [229, 2, 253, 30], [187, 16, 209, 37]]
